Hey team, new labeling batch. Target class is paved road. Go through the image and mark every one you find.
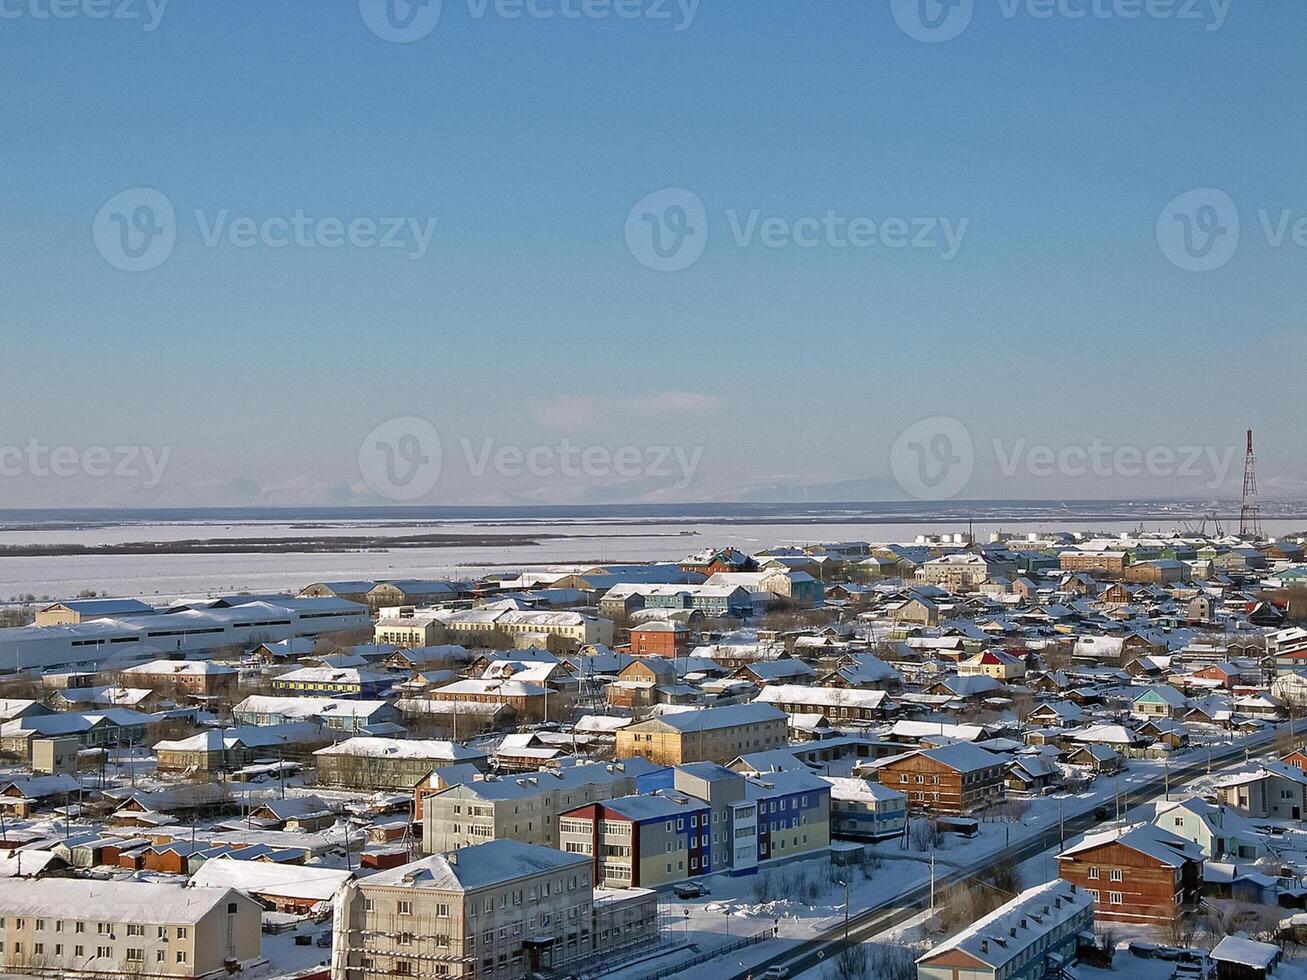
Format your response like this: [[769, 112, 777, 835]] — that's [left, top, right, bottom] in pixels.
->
[[720, 728, 1285, 980]]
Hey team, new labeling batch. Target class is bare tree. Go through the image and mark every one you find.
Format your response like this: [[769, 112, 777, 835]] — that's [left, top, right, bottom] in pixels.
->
[[827, 942, 869, 980], [865, 943, 919, 980]]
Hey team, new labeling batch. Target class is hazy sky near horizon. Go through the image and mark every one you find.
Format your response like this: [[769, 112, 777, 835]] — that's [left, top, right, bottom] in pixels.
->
[[2, 0, 1305, 508]]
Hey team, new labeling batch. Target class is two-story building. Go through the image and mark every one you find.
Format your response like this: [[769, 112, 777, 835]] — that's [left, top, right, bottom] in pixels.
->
[[872, 743, 1006, 815], [1056, 823, 1204, 925], [916, 879, 1095, 980], [615, 704, 788, 766]]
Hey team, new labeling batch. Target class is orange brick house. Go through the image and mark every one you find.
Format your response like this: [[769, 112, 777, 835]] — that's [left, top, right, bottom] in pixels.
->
[[1056, 823, 1203, 925]]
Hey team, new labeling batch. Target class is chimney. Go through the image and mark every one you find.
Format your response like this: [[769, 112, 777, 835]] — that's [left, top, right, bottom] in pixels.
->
[[447, 852, 458, 865], [1009, 928, 1017, 938], [981, 940, 989, 954]]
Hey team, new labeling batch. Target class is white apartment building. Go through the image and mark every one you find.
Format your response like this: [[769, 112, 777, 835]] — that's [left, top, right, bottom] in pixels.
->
[[0, 879, 262, 978]]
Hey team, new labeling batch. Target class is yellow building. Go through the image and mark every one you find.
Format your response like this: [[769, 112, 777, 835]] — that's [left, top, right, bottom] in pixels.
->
[[616, 703, 788, 766]]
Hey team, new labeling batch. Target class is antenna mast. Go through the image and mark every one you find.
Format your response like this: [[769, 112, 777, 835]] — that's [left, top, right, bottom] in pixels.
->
[[1239, 428, 1263, 540]]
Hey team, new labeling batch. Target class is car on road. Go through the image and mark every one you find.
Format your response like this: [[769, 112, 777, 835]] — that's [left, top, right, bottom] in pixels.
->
[[763, 967, 790, 979]]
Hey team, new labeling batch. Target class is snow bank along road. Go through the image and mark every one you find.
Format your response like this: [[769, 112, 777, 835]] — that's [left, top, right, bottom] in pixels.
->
[[717, 727, 1289, 980]]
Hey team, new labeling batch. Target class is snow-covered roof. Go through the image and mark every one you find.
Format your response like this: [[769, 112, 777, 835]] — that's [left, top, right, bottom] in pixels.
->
[[190, 858, 351, 902], [1059, 822, 1203, 867], [821, 776, 906, 803], [366, 840, 590, 892], [1211, 935, 1279, 969], [314, 737, 483, 762], [0, 879, 248, 924], [635, 702, 785, 733], [755, 685, 888, 710], [918, 879, 1093, 970]]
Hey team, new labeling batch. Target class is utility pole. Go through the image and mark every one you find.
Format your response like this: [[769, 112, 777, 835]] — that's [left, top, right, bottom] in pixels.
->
[[843, 882, 850, 940], [1058, 798, 1065, 852], [929, 852, 936, 913], [1165, 759, 1170, 801]]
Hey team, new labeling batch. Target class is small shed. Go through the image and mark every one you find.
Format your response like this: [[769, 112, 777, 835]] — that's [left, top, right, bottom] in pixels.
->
[[1211, 935, 1280, 980]]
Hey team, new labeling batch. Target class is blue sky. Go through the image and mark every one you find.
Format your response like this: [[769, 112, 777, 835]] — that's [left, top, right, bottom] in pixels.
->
[[1, 0, 1304, 507]]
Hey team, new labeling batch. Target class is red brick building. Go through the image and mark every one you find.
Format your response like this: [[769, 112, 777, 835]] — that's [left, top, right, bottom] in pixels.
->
[[1056, 823, 1203, 925], [873, 743, 1005, 814], [629, 621, 691, 658]]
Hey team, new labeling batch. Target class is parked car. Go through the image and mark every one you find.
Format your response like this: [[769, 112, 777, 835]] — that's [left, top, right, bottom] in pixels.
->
[[673, 882, 710, 899], [763, 968, 790, 980]]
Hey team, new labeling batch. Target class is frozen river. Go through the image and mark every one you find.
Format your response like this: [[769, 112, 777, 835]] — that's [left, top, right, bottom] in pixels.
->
[[0, 503, 1301, 602]]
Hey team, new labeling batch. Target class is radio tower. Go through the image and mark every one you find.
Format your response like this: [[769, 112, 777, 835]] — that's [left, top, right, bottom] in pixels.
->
[[1239, 428, 1263, 540]]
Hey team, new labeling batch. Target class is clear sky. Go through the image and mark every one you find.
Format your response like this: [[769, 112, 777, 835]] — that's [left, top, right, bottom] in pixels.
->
[[1, 0, 1304, 508]]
